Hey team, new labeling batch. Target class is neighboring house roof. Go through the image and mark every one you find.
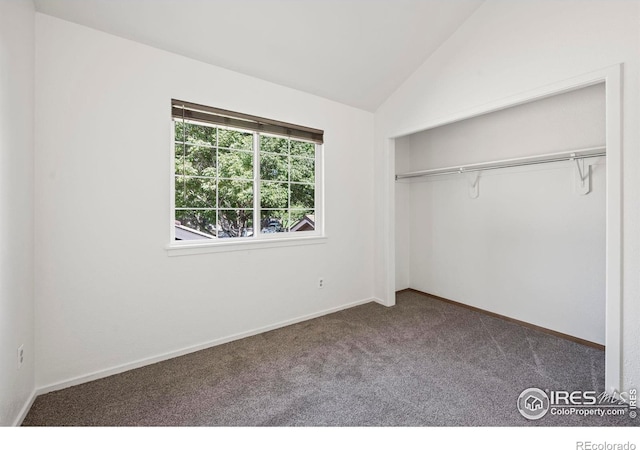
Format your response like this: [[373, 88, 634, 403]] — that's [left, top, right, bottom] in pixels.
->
[[290, 214, 315, 232], [175, 223, 214, 240]]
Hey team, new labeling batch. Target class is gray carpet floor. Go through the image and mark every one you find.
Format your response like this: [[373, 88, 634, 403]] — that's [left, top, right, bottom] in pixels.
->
[[22, 291, 636, 426]]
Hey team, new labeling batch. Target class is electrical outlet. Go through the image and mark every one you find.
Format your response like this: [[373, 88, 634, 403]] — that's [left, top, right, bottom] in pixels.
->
[[17, 345, 24, 370], [318, 277, 324, 289]]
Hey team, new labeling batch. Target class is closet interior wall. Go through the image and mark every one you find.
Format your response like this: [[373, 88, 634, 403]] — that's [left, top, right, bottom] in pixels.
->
[[395, 84, 606, 345]]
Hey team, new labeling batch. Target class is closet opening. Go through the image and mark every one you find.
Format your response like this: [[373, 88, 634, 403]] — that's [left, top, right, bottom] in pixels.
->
[[387, 66, 622, 393]]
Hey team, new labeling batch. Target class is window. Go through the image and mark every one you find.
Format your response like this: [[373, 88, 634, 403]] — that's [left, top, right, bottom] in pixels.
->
[[171, 100, 323, 245]]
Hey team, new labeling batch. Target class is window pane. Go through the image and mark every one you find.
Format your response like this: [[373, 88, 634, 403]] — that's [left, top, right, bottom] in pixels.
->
[[218, 210, 253, 238], [175, 209, 216, 239], [175, 176, 216, 209], [218, 128, 253, 150], [290, 210, 315, 232], [217, 179, 253, 209], [260, 154, 288, 181], [260, 181, 288, 209], [184, 122, 216, 145], [183, 144, 215, 177], [290, 157, 314, 183], [174, 142, 186, 176], [175, 175, 186, 207], [174, 121, 186, 143], [260, 135, 288, 154], [290, 183, 314, 209], [218, 149, 253, 180], [290, 140, 315, 157], [260, 210, 288, 233]]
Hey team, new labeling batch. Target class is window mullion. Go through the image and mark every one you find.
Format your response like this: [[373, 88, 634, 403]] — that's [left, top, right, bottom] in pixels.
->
[[215, 127, 219, 239], [288, 138, 291, 232], [181, 118, 186, 204], [253, 132, 260, 238]]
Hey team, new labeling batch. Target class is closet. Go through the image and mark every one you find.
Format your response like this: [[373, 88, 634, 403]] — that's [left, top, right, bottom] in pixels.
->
[[395, 83, 606, 345]]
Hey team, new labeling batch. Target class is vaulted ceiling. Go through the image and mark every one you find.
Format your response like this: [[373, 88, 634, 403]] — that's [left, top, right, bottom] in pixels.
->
[[34, 0, 484, 111]]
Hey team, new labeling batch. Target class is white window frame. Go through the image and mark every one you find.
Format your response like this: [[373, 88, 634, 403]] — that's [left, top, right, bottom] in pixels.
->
[[167, 111, 325, 256]]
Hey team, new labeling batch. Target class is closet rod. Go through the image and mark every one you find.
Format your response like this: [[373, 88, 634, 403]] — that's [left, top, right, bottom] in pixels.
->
[[395, 146, 606, 180]]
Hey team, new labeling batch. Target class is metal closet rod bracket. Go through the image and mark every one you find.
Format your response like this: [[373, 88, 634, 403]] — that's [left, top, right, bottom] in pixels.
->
[[571, 153, 592, 195]]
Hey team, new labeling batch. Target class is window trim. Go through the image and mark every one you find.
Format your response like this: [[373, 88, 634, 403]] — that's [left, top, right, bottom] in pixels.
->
[[167, 104, 324, 253]]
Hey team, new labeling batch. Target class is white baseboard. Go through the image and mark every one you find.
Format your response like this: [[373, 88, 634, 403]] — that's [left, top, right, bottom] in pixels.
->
[[36, 297, 375, 396], [12, 390, 36, 427]]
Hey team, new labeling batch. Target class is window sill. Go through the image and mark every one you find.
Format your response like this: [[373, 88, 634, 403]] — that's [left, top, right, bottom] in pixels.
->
[[166, 235, 327, 257]]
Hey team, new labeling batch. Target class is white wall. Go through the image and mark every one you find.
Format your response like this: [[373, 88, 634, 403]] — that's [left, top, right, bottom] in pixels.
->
[[407, 84, 605, 169], [375, 0, 640, 390], [0, 0, 36, 426], [400, 85, 606, 344], [34, 14, 374, 389]]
